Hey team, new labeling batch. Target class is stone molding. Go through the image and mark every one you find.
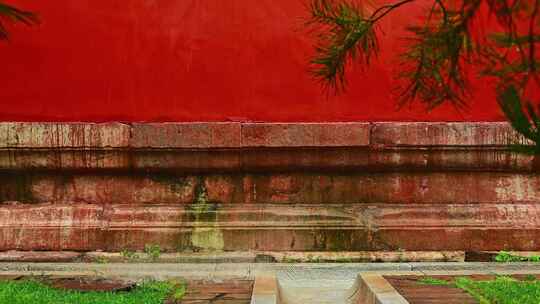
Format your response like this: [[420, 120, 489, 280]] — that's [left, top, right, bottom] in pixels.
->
[[1, 203, 539, 251], [0, 122, 536, 172], [0, 122, 528, 149]]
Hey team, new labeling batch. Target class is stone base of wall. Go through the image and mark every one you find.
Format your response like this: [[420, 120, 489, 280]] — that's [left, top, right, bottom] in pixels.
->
[[0, 122, 538, 252], [0, 250, 465, 263]]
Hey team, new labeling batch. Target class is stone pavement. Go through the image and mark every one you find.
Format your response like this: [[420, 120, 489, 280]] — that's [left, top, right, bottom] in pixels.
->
[[2, 262, 540, 303]]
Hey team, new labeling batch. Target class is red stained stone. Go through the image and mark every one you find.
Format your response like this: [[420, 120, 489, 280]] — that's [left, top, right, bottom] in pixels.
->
[[0, 122, 538, 252], [242, 123, 370, 147], [0, 123, 130, 148], [1, 203, 539, 251], [371, 122, 527, 146], [130, 123, 241, 148], [1, 172, 539, 205], [204, 176, 239, 203], [0, 122, 535, 172]]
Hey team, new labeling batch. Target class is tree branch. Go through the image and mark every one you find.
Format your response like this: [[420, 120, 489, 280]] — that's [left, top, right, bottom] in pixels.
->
[[0, 2, 38, 40], [370, 0, 416, 23]]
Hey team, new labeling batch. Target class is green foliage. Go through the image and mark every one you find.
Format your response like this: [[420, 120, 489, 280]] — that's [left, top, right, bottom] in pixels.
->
[[281, 256, 300, 263], [0, 2, 38, 40], [526, 274, 538, 281], [95, 256, 110, 264], [417, 277, 451, 286], [455, 276, 540, 304], [495, 251, 540, 262], [399, 0, 481, 109], [307, 0, 540, 152], [497, 86, 540, 154], [168, 280, 186, 300], [495, 251, 522, 262], [144, 244, 162, 261], [417, 275, 540, 303], [308, 0, 380, 92], [120, 249, 139, 261], [0, 279, 184, 304], [454, 277, 492, 304]]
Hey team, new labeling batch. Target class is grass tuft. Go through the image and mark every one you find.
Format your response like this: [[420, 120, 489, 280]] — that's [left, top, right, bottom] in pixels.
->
[[417, 277, 451, 286]]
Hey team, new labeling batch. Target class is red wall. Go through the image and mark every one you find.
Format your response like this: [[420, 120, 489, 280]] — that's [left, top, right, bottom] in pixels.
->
[[0, 0, 505, 122]]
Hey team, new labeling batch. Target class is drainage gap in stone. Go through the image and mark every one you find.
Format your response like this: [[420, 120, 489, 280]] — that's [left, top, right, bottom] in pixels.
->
[[276, 270, 360, 304]]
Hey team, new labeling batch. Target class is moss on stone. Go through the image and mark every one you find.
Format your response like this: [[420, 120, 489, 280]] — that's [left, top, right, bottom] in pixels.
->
[[189, 179, 224, 252]]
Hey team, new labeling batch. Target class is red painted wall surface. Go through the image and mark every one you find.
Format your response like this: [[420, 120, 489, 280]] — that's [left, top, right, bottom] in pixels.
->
[[0, 0, 505, 122]]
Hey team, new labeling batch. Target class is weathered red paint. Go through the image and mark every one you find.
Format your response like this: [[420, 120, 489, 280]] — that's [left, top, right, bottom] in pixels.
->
[[0, 0, 507, 122]]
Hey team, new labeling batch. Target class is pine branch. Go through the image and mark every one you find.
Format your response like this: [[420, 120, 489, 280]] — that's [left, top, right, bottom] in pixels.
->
[[306, 0, 540, 154], [0, 2, 38, 40], [307, 0, 415, 92], [497, 85, 540, 153], [370, 0, 415, 23], [399, 0, 482, 110], [528, 0, 539, 72]]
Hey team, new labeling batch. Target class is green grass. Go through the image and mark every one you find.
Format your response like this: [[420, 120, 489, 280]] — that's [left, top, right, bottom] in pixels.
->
[[456, 276, 540, 304], [0, 279, 184, 304], [121, 249, 140, 261], [418, 276, 540, 304], [494, 251, 540, 263], [144, 244, 162, 261]]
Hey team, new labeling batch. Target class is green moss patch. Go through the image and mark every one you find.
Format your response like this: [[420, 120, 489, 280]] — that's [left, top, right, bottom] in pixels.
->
[[417, 277, 451, 286]]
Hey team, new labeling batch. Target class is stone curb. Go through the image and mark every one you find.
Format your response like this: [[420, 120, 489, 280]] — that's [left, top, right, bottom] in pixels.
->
[[2, 262, 540, 280], [250, 276, 278, 304], [0, 250, 465, 263]]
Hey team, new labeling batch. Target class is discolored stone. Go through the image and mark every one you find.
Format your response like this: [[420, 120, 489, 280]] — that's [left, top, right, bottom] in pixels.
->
[[1, 203, 539, 251], [242, 123, 370, 147], [130, 123, 241, 148], [0, 123, 130, 148], [0, 122, 538, 253], [371, 122, 529, 146]]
